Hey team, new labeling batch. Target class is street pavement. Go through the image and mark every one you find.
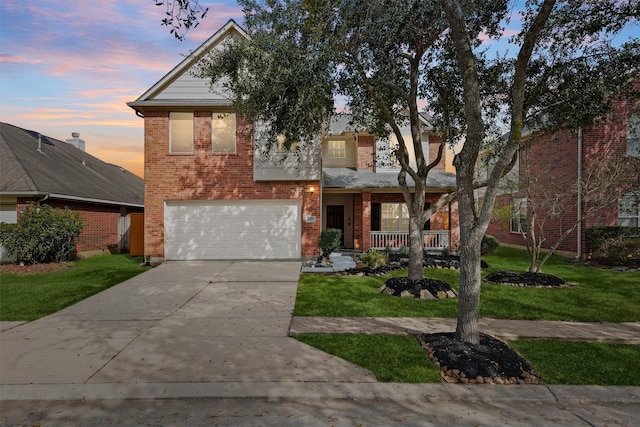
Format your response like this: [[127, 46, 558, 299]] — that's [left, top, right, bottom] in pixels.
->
[[1, 260, 639, 426]]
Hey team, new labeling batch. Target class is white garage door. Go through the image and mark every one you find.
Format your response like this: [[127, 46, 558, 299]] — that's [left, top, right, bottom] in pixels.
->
[[164, 200, 301, 260]]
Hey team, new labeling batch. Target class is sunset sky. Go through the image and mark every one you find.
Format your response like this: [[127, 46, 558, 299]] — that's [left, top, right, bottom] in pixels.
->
[[2, 2, 636, 178], [1, 1, 243, 178]]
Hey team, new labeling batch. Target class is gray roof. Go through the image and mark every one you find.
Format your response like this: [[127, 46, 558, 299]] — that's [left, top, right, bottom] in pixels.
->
[[0, 122, 144, 206], [327, 112, 436, 135], [322, 168, 456, 191]]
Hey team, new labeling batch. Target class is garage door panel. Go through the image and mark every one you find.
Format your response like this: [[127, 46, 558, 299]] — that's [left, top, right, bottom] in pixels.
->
[[165, 200, 301, 260]]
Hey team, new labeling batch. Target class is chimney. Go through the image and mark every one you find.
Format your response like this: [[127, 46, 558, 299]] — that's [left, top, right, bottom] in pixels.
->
[[65, 132, 86, 151]]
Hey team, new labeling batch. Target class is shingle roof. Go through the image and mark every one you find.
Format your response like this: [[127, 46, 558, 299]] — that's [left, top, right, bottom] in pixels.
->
[[327, 112, 436, 135], [0, 122, 144, 206], [322, 167, 456, 191]]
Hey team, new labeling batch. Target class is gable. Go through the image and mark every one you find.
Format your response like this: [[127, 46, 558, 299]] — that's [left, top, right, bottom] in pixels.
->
[[129, 20, 248, 110]]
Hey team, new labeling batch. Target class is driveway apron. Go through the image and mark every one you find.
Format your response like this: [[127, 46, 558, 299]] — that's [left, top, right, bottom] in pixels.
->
[[0, 261, 375, 387]]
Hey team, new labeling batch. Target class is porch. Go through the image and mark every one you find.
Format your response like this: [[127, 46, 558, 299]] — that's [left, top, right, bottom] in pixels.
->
[[370, 230, 450, 252]]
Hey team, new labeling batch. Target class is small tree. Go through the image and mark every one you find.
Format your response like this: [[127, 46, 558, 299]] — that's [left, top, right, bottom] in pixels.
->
[[319, 228, 341, 258], [497, 148, 640, 273], [0, 203, 84, 264]]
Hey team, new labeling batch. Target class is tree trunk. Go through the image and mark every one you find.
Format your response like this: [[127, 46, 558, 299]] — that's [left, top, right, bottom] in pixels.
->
[[454, 182, 482, 344], [408, 193, 425, 281]]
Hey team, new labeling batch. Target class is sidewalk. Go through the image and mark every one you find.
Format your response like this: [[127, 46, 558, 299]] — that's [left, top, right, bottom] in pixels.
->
[[290, 317, 640, 344]]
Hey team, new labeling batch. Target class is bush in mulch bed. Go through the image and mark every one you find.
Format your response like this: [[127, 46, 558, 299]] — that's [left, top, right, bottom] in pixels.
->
[[378, 276, 457, 299], [485, 271, 571, 288], [344, 254, 489, 276], [418, 332, 543, 385]]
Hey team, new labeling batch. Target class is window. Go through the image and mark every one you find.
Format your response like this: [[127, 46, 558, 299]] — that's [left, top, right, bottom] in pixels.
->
[[169, 112, 193, 153], [627, 112, 640, 157], [212, 113, 236, 153], [381, 203, 409, 232], [618, 192, 640, 227], [276, 134, 299, 152], [510, 198, 527, 233], [327, 140, 346, 158]]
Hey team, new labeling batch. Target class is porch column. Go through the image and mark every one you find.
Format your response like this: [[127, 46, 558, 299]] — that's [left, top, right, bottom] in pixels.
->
[[354, 192, 371, 251]]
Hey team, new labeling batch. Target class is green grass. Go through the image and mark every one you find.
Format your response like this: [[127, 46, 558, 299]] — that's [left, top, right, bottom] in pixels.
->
[[0, 254, 149, 321], [294, 334, 640, 385], [295, 246, 640, 322], [510, 340, 640, 385], [295, 334, 441, 383]]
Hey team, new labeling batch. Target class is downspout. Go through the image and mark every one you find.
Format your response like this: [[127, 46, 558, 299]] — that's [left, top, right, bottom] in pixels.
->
[[576, 127, 583, 259]]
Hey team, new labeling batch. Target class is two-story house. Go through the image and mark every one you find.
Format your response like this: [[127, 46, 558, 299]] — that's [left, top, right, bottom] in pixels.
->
[[487, 90, 640, 257], [128, 20, 458, 262]]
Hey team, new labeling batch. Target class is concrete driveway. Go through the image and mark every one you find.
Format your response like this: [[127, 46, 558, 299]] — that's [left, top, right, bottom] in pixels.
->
[[0, 261, 375, 396]]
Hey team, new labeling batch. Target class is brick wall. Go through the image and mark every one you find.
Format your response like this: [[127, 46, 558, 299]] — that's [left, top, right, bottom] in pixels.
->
[[429, 134, 446, 170], [357, 134, 375, 171], [16, 198, 141, 253], [144, 111, 321, 259], [487, 96, 640, 255]]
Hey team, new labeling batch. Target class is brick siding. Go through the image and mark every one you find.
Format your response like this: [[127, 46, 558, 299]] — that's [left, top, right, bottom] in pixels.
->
[[487, 96, 640, 255], [16, 198, 142, 253], [144, 111, 320, 259]]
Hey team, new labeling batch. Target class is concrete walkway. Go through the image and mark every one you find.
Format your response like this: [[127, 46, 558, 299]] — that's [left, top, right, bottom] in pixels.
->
[[291, 317, 640, 344], [1, 260, 639, 425]]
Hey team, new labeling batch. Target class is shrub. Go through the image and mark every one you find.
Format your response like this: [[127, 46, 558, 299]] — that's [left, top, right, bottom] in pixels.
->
[[360, 250, 387, 268], [0, 203, 84, 265], [481, 234, 500, 255], [398, 245, 410, 257], [586, 226, 640, 266], [586, 226, 640, 249], [319, 228, 342, 257]]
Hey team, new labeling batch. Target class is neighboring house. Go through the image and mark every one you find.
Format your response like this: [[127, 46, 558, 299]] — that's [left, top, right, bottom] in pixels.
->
[[0, 122, 145, 260], [487, 92, 640, 257], [128, 20, 458, 262]]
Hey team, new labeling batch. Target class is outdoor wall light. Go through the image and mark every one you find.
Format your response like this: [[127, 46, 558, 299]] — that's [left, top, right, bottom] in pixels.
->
[[308, 186, 315, 193]]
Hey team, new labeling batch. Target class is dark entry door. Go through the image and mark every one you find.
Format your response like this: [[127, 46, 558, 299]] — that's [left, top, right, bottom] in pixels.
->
[[326, 205, 345, 246]]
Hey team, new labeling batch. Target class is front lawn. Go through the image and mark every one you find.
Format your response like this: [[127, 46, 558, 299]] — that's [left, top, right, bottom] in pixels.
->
[[295, 246, 640, 322], [510, 339, 640, 386], [295, 334, 441, 383], [0, 254, 149, 321], [294, 333, 640, 385]]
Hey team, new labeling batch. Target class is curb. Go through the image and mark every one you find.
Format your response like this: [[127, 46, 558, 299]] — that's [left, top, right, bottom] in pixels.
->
[[2, 382, 639, 403]]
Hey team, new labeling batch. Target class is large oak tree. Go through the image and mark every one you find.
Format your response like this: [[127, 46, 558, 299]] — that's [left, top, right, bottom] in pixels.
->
[[159, 0, 640, 343]]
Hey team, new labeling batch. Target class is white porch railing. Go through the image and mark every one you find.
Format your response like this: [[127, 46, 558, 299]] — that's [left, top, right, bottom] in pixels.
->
[[370, 231, 450, 251]]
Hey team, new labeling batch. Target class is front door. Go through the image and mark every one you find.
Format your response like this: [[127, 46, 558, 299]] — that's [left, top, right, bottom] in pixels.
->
[[326, 205, 345, 247]]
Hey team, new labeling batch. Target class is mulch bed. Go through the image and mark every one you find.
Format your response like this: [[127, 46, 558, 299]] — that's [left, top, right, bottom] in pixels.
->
[[418, 332, 543, 385], [485, 270, 572, 288], [0, 262, 70, 274], [379, 276, 457, 299], [343, 254, 488, 276]]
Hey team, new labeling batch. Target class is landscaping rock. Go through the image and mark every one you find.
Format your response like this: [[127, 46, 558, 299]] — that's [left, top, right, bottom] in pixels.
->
[[418, 332, 543, 385], [378, 276, 457, 299], [485, 271, 570, 288]]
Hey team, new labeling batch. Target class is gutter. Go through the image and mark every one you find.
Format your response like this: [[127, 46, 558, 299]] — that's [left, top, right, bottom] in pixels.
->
[[576, 127, 583, 259], [0, 192, 143, 209]]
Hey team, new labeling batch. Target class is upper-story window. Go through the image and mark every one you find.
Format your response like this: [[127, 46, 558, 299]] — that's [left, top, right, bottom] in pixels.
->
[[276, 134, 299, 152], [212, 113, 236, 153], [627, 111, 640, 157], [327, 140, 346, 158], [169, 112, 193, 153], [618, 191, 640, 227]]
